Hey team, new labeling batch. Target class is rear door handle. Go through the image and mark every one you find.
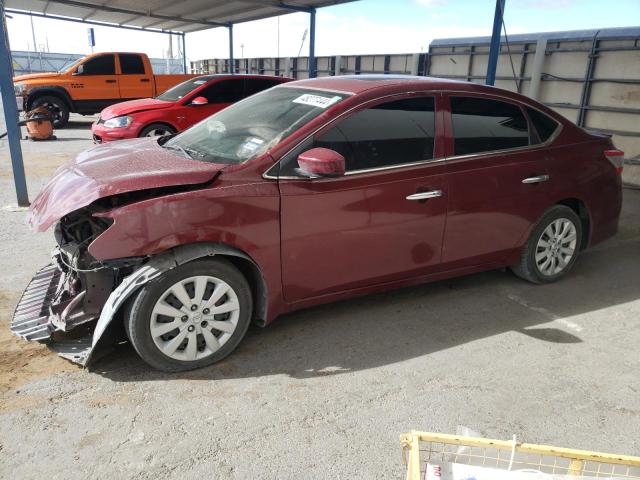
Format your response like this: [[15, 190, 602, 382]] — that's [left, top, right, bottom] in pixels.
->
[[140, 78, 151, 83], [105, 79, 116, 84], [522, 174, 549, 184], [406, 190, 443, 201]]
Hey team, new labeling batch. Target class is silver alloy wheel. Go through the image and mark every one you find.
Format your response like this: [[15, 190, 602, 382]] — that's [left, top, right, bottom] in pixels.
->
[[535, 218, 578, 276], [145, 127, 171, 137], [150, 275, 240, 362]]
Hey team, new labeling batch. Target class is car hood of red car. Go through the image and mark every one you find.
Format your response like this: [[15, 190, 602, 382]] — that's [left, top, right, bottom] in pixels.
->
[[28, 137, 223, 232], [99, 98, 174, 120]]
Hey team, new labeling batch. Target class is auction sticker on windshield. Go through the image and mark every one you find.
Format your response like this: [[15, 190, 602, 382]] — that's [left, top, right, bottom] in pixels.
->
[[293, 94, 342, 109]]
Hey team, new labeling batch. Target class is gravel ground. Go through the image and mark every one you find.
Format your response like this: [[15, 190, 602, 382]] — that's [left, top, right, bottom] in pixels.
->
[[0, 117, 639, 479]]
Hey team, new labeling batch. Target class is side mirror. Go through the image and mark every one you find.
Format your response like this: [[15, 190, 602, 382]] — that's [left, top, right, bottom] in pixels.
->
[[296, 147, 345, 178], [190, 96, 208, 106], [72, 64, 84, 76]]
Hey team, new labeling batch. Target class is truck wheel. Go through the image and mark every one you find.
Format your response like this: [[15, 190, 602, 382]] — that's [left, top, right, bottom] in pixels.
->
[[124, 258, 253, 372], [31, 95, 70, 128], [139, 123, 176, 138]]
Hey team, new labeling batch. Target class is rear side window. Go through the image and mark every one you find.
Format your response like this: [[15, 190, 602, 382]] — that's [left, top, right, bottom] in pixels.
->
[[244, 78, 282, 97], [119, 54, 145, 75], [451, 97, 529, 156], [207, 79, 245, 103], [313, 96, 436, 172], [526, 107, 559, 143], [81, 54, 115, 75]]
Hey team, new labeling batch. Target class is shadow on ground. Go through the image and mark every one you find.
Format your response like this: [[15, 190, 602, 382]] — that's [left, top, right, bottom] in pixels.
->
[[93, 231, 640, 383]]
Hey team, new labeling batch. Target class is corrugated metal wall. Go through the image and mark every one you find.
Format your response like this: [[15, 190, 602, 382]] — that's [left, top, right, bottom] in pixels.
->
[[191, 27, 640, 158]]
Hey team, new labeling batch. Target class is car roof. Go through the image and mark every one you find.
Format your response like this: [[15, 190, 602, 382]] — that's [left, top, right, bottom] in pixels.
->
[[285, 74, 518, 97], [194, 74, 291, 82]]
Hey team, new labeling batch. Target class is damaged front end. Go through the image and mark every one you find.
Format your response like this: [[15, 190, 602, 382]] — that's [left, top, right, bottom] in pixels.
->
[[10, 209, 141, 365]]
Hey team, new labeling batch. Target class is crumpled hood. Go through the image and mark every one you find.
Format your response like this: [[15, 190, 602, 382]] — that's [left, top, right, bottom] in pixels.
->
[[28, 137, 223, 232], [14, 72, 63, 82], [99, 98, 173, 120]]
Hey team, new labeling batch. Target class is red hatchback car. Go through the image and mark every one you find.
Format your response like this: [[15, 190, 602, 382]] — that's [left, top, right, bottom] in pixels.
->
[[91, 74, 291, 143], [14, 75, 623, 372]]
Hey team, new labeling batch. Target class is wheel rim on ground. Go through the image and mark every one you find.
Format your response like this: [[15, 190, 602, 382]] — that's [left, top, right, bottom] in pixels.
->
[[41, 101, 63, 123], [149, 275, 240, 362], [145, 127, 171, 137], [535, 218, 577, 276]]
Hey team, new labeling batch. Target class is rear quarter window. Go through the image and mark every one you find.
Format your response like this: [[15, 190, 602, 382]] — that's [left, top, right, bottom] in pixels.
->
[[526, 107, 560, 143], [450, 96, 530, 156]]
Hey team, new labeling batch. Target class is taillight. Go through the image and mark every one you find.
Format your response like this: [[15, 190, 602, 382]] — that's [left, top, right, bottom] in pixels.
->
[[604, 149, 625, 174]]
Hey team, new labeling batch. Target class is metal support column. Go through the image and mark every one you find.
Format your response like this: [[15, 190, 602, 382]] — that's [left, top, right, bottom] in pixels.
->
[[486, 0, 506, 86], [181, 33, 187, 73], [308, 8, 316, 78], [577, 31, 600, 127], [528, 38, 547, 100], [228, 24, 234, 74], [0, 3, 29, 206]]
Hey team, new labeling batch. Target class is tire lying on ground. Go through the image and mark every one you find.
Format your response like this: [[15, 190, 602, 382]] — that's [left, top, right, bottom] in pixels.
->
[[30, 95, 70, 129]]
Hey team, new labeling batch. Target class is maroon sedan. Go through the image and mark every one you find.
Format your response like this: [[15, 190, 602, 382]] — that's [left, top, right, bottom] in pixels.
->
[[91, 74, 290, 143], [13, 75, 624, 371]]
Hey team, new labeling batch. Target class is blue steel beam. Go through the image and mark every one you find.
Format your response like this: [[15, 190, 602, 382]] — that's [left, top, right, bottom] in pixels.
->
[[0, 3, 29, 206], [486, 0, 505, 86]]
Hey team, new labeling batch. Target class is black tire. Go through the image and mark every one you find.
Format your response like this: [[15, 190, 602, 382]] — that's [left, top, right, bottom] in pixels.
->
[[30, 95, 70, 128], [139, 123, 176, 138], [511, 205, 583, 284], [124, 258, 253, 372]]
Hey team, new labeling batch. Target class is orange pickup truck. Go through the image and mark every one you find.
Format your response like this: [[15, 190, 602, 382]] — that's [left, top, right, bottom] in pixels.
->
[[13, 52, 196, 128]]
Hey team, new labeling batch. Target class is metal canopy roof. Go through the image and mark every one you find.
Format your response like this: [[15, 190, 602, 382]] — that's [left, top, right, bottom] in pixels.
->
[[5, 0, 355, 33]]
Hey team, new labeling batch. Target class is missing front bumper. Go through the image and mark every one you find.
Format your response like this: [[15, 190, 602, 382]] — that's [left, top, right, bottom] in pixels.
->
[[10, 263, 108, 367]]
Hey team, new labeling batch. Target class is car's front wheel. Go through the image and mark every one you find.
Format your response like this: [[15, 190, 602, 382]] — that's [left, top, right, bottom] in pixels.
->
[[125, 258, 253, 372], [511, 205, 582, 284], [139, 123, 176, 138]]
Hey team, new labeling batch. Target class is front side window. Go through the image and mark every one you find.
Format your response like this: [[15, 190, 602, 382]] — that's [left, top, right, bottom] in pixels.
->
[[244, 78, 282, 97], [156, 77, 212, 102], [119, 54, 145, 75], [526, 107, 560, 143], [80, 55, 115, 75], [163, 87, 349, 165], [207, 79, 245, 103], [451, 96, 529, 156], [312, 96, 436, 173]]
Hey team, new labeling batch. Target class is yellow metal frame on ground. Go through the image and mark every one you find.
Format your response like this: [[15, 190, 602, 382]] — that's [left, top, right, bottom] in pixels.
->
[[400, 432, 640, 480]]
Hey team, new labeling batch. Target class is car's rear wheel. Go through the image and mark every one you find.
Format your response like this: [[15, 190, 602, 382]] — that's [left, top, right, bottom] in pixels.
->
[[139, 123, 176, 138], [511, 205, 582, 284], [30, 95, 70, 128], [124, 258, 252, 372]]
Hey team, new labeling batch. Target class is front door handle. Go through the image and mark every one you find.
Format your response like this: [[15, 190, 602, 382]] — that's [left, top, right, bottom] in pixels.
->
[[406, 190, 443, 201], [522, 174, 549, 184], [105, 79, 116, 84], [140, 78, 151, 83]]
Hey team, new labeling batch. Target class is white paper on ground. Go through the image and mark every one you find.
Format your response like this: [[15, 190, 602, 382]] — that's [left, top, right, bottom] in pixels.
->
[[424, 463, 628, 480]]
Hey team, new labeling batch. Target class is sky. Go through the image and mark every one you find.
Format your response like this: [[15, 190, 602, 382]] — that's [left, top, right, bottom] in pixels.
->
[[5, 0, 640, 63]]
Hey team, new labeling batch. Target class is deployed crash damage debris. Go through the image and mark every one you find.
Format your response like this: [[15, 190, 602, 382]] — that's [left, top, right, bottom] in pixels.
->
[[11, 209, 133, 364]]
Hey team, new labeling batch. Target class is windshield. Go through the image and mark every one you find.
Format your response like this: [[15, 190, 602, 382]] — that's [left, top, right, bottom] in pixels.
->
[[156, 77, 212, 102], [163, 87, 349, 165], [59, 58, 83, 73]]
